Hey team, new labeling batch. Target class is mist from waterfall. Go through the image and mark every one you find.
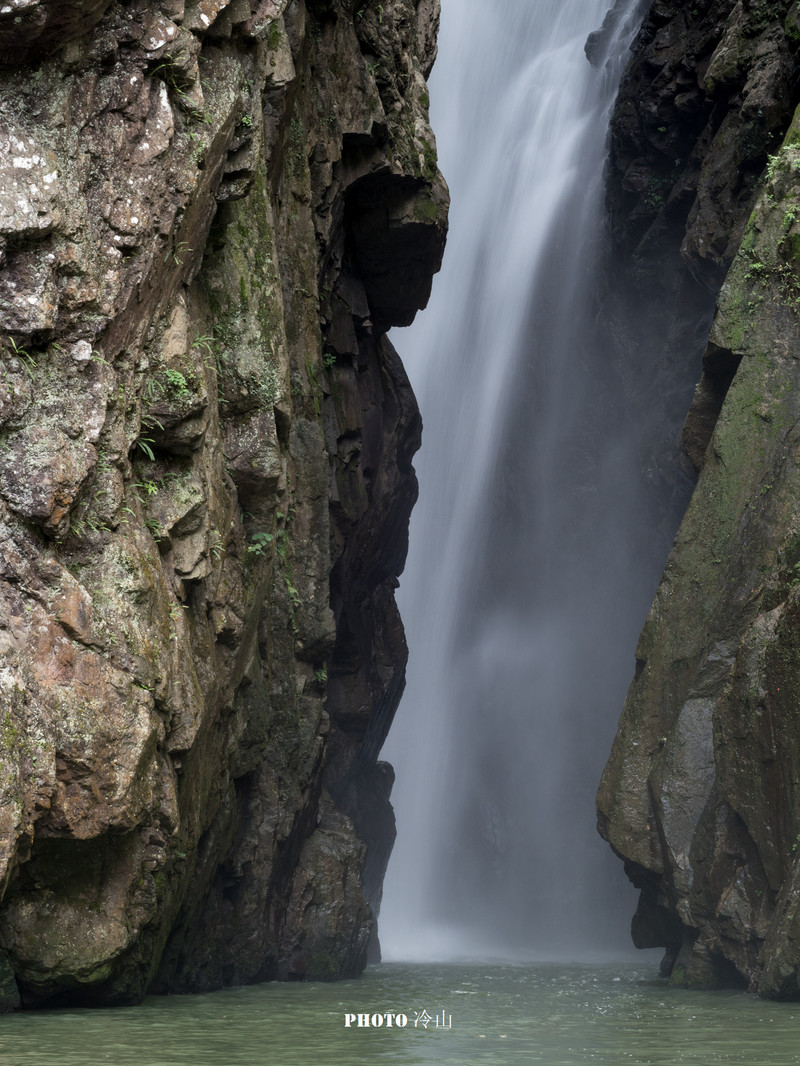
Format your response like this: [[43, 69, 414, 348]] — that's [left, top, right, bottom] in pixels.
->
[[379, 0, 704, 961]]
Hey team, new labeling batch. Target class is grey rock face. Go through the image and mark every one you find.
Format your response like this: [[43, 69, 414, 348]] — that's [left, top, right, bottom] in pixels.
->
[[598, 0, 800, 999]]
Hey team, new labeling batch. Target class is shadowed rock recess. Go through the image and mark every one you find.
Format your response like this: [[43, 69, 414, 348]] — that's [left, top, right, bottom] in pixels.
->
[[597, 0, 800, 999], [0, 0, 446, 1007]]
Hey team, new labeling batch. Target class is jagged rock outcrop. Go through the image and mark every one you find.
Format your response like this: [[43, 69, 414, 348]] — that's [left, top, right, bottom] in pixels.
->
[[0, 0, 446, 1007], [597, 0, 800, 998]]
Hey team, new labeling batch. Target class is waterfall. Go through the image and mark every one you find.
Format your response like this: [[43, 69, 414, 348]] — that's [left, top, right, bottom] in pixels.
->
[[380, 0, 695, 960]]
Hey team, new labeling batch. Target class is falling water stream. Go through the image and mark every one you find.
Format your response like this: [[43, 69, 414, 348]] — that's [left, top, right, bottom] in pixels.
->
[[381, 0, 694, 959]]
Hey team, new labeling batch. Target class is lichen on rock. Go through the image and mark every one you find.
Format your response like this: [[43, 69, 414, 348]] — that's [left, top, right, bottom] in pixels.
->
[[0, 0, 446, 1008]]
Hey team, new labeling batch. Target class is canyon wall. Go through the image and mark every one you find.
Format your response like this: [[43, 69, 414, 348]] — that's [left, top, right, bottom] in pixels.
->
[[598, 0, 800, 999], [0, 0, 446, 1007]]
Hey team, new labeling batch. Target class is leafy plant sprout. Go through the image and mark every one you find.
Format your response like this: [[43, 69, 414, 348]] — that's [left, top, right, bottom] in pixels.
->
[[136, 438, 156, 461], [5, 337, 36, 379], [247, 531, 274, 556]]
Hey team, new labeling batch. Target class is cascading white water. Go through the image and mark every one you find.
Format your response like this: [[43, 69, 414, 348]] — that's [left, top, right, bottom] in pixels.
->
[[379, 0, 691, 960]]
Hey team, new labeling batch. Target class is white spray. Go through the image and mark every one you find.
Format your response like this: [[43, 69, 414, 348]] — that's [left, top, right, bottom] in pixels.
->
[[381, 0, 682, 960]]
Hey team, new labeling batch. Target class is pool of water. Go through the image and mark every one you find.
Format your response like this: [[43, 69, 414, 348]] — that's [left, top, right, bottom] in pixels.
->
[[1, 962, 798, 1066]]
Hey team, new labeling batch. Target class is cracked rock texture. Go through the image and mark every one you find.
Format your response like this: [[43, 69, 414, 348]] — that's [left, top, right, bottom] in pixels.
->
[[0, 0, 446, 1007], [597, 0, 800, 999]]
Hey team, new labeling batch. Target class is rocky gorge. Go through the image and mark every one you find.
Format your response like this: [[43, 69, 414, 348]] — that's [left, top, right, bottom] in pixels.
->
[[0, 0, 446, 1008], [6, 0, 800, 1015]]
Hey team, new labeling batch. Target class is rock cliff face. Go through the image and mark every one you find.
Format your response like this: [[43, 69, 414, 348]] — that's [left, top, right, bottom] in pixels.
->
[[597, 0, 800, 998], [0, 0, 446, 1007]]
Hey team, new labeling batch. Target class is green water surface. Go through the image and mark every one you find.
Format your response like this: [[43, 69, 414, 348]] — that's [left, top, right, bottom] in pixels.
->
[[1, 962, 798, 1066]]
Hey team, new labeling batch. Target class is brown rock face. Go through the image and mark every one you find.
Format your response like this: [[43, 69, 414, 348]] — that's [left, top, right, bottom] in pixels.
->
[[0, 0, 446, 1007], [598, 0, 800, 999]]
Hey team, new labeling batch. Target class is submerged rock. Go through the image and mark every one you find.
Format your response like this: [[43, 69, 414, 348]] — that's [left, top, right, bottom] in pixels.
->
[[0, 0, 446, 1007]]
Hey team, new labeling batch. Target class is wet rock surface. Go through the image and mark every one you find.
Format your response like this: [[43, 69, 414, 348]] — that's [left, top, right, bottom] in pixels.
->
[[0, 0, 446, 1006], [598, 0, 800, 999]]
